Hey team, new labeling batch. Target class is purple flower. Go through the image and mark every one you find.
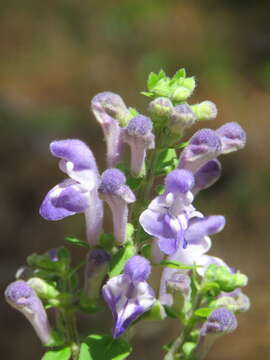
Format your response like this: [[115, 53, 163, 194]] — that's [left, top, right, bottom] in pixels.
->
[[102, 256, 155, 338], [178, 129, 222, 173], [159, 216, 226, 305], [99, 168, 135, 243], [39, 139, 103, 245], [84, 249, 111, 299], [140, 169, 196, 255], [201, 308, 237, 336], [91, 92, 129, 167], [192, 159, 221, 194], [123, 115, 155, 176], [5, 281, 51, 344], [160, 271, 191, 308], [216, 122, 246, 154]]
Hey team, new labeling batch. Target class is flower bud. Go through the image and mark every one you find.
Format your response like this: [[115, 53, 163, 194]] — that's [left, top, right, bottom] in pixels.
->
[[148, 97, 173, 124], [84, 249, 110, 300], [191, 101, 218, 121], [5, 281, 52, 344], [169, 104, 196, 134], [216, 122, 246, 154], [27, 277, 60, 300], [123, 115, 155, 176], [171, 77, 196, 102], [201, 308, 237, 336]]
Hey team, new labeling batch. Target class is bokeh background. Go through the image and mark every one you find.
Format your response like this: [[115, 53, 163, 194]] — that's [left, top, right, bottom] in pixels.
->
[[1, 0, 270, 359]]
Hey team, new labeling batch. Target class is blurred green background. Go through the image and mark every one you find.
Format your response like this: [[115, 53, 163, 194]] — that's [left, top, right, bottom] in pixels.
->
[[1, 0, 270, 359]]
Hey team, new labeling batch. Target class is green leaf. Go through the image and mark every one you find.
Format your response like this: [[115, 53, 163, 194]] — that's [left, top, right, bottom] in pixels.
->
[[147, 72, 159, 90], [42, 347, 71, 360], [109, 243, 135, 277], [159, 260, 198, 270], [79, 335, 132, 360], [141, 91, 155, 98], [194, 307, 213, 319], [65, 237, 90, 249], [155, 148, 177, 175], [173, 68, 186, 80], [155, 184, 165, 195]]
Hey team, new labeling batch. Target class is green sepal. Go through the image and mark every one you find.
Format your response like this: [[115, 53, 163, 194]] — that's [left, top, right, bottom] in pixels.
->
[[64, 237, 90, 249], [194, 307, 213, 319], [140, 244, 151, 260], [79, 334, 132, 360], [201, 281, 221, 297], [109, 242, 136, 278], [154, 148, 178, 176], [27, 277, 60, 300], [27, 247, 70, 275], [159, 260, 199, 270], [139, 300, 166, 321], [42, 346, 71, 360], [182, 342, 197, 357]]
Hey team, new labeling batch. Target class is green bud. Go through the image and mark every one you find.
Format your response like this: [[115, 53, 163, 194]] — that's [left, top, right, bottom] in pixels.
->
[[27, 277, 60, 300], [191, 100, 218, 121], [204, 265, 248, 292], [171, 77, 196, 103], [148, 97, 173, 124], [182, 342, 197, 357]]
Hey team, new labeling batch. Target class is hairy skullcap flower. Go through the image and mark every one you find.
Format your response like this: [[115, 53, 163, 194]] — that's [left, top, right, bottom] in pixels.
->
[[50, 139, 96, 171], [124, 255, 151, 282], [99, 168, 126, 194], [201, 307, 237, 336], [5, 280, 35, 305], [126, 115, 153, 136], [190, 129, 221, 150], [165, 169, 194, 193], [171, 104, 196, 124], [216, 122, 246, 154], [91, 92, 127, 118]]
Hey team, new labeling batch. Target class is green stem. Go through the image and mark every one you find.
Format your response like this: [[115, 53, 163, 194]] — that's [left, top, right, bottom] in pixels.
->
[[164, 293, 203, 360]]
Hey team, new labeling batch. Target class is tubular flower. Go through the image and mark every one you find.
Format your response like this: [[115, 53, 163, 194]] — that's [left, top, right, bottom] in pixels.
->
[[201, 307, 237, 336], [123, 115, 155, 176], [102, 256, 155, 338], [5, 281, 51, 344], [91, 92, 129, 167], [98, 168, 135, 243], [39, 139, 103, 245]]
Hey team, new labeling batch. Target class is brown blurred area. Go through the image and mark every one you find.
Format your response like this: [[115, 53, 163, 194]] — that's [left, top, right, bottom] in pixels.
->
[[1, 0, 270, 359]]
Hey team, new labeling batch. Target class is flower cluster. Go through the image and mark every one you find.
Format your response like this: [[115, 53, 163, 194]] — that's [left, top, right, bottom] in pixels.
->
[[5, 69, 249, 360]]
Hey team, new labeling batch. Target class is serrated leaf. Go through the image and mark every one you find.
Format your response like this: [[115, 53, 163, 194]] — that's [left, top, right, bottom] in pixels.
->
[[79, 335, 132, 360], [109, 243, 135, 277], [159, 260, 198, 270], [65, 237, 90, 249], [194, 307, 213, 319], [42, 347, 71, 360]]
